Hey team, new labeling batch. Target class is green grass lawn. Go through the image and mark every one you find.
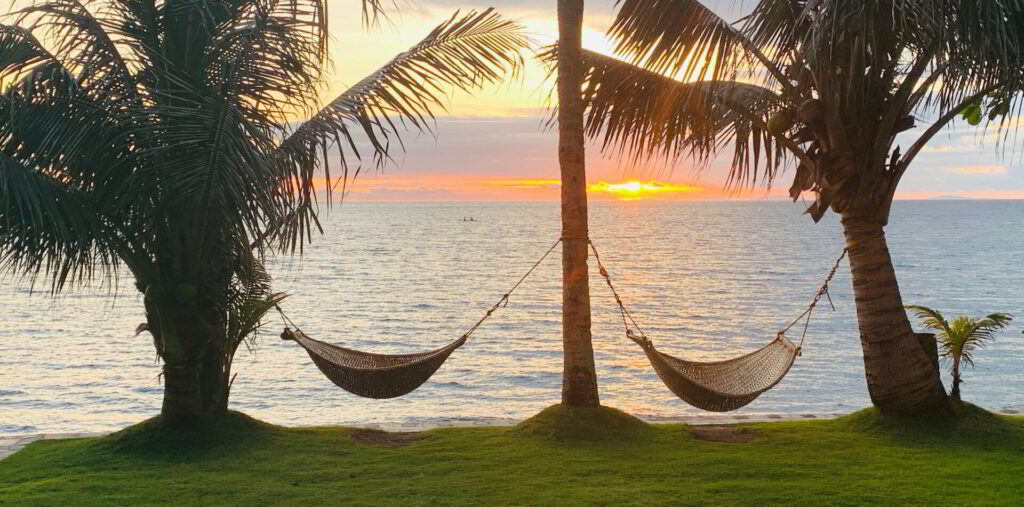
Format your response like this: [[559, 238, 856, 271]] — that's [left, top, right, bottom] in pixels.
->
[[1, 404, 1022, 506]]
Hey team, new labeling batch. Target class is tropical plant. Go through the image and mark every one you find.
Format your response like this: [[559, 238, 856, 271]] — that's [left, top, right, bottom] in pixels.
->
[[0, 0, 527, 423], [555, 0, 600, 406], [907, 305, 1013, 401], [555, 0, 1024, 415]]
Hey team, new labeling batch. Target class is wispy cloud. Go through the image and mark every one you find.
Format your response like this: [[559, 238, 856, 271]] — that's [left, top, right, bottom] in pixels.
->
[[946, 165, 1007, 175]]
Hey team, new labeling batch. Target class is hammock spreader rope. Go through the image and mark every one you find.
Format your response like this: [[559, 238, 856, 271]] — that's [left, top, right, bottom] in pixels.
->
[[277, 238, 562, 399], [590, 241, 847, 412]]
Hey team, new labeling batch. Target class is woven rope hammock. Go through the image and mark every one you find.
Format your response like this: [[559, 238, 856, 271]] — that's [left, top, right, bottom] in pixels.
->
[[591, 241, 847, 412], [277, 239, 561, 399], [632, 332, 800, 412], [281, 329, 466, 399]]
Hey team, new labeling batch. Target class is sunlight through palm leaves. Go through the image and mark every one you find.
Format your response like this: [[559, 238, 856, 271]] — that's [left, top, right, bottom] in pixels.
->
[[0, 0, 528, 423], [556, 0, 1024, 415]]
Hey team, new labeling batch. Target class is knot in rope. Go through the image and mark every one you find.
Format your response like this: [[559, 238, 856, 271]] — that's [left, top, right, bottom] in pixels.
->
[[779, 247, 850, 347], [455, 237, 562, 343]]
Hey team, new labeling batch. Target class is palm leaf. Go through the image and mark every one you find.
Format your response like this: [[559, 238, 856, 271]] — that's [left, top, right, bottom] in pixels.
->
[[905, 305, 953, 337], [271, 8, 529, 248], [909, 306, 1013, 374], [14, 0, 139, 101], [0, 153, 114, 290], [557, 48, 793, 187], [0, 25, 56, 82], [610, 0, 755, 82], [226, 254, 287, 354]]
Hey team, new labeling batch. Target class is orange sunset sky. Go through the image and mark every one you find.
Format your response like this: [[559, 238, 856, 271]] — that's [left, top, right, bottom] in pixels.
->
[[10, 0, 1024, 201], [319, 0, 1024, 202]]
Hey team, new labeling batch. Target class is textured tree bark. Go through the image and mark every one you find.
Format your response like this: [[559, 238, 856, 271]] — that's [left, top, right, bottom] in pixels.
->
[[199, 334, 230, 413], [557, 0, 600, 407], [951, 357, 962, 401], [162, 362, 202, 422], [147, 297, 219, 421], [841, 212, 948, 415]]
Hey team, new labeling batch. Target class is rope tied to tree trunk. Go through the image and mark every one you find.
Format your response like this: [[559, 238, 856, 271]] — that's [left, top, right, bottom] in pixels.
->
[[589, 240, 849, 352], [778, 247, 849, 349], [590, 239, 839, 412], [589, 240, 648, 345], [276, 237, 563, 344]]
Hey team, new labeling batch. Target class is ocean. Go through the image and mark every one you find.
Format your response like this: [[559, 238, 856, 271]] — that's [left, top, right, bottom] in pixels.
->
[[1, 200, 1022, 435]]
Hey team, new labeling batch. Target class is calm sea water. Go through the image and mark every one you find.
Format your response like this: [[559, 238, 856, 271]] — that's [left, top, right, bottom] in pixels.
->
[[1, 200, 1022, 435]]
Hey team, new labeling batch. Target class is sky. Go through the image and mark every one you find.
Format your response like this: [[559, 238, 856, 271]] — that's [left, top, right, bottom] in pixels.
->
[[317, 0, 1024, 202], [8, 0, 1024, 201]]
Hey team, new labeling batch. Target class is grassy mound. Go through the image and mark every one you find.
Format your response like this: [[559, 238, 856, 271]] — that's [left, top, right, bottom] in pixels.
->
[[99, 410, 280, 459], [834, 401, 1019, 445], [513, 404, 653, 442]]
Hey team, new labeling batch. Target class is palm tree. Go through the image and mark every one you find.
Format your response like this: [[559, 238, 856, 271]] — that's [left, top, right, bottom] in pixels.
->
[[557, 0, 600, 406], [555, 0, 1024, 415], [907, 306, 1013, 401], [0, 0, 527, 423]]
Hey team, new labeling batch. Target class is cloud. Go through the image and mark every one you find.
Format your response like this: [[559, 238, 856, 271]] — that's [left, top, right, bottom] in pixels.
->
[[920, 144, 974, 154], [946, 165, 1007, 175]]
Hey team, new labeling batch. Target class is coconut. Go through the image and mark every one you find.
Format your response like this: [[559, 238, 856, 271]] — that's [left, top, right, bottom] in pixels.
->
[[798, 99, 825, 123], [767, 111, 794, 135], [144, 283, 165, 303]]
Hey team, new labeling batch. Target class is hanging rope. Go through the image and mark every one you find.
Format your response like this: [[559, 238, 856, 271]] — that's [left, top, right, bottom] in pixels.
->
[[275, 237, 563, 343], [454, 237, 562, 342], [590, 240, 849, 351], [589, 240, 648, 344], [777, 247, 848, 348]]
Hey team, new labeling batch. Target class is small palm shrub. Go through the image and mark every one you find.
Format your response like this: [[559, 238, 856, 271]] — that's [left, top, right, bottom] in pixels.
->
[[906, 306, 1013, 401]]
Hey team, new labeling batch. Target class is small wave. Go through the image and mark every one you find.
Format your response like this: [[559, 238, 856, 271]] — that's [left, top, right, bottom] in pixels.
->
[[0, 423, 38, 434]]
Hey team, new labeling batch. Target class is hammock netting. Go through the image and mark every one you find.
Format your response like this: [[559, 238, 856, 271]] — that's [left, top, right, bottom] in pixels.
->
[[635, 334, 801, 412], [283, 330, 466, 399]]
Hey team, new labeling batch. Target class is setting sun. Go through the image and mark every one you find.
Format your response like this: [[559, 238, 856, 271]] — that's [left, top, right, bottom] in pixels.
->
[[588, 180, 704, 200]]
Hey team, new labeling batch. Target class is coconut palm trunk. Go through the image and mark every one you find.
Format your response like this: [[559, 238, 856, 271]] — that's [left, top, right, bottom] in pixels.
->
[[145, 298, 218, 421], [557, 0, 600, 406], [841, 212, 947, 414], [951, 357, 962, 401]]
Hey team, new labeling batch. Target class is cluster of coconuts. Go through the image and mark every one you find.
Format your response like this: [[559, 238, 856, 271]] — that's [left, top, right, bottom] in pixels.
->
[[145, 283, 199, 306], [767, 98, 826, 136]]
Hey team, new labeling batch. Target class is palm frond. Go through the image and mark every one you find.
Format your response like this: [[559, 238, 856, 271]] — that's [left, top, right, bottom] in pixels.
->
[[0, 25, 56, 83], [740, 0, 808, 55], [97, 0, 170, 82], [910, 306, 1013, 372], [559, 48, 792, 187], [0, 153, 114, 290], [206, 0, 327, 123], [138, 0, 332, 278], [271, 8, 529, 249], [905, 305, 952, 337], [360, 0, 395, 26], [609, 0, 756, 82], [14, 0, 139, 100], [226, 255, 287, 354]]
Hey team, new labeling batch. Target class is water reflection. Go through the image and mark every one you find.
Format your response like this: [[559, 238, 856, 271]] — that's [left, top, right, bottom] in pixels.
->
[[0, 200, 1022, 435]]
